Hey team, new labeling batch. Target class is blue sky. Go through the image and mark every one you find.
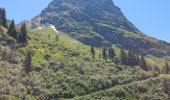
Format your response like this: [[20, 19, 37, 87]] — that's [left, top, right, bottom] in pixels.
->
[[0, 0, 52, 23], [114, 0, 170, 42], [0, 0, 169, 42]]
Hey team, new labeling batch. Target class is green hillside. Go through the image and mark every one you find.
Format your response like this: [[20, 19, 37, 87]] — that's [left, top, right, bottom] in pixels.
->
[[0, 25, 170, 99], [1, 0, 170, 98]]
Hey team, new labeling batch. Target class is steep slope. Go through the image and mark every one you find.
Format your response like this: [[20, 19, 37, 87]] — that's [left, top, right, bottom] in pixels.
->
[[1, 8, 170, 100], [28, 0, 170, 57], [31, 0, 139, 47], [0, 26, 165, 99], [0, 22, 170, 100], [0, 25, 16, 48], [74, 75, 170, 100]]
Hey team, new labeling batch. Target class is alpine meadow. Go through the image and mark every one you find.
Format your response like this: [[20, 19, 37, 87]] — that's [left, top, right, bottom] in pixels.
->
[[0, 0, 170, 100]]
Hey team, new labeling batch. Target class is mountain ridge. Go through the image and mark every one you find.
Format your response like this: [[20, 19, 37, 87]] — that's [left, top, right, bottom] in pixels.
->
[[1, 5, 170, 99], [23, 0, 170, 57]]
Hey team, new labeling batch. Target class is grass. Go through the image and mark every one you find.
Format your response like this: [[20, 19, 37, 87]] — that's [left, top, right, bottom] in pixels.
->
[[0, 25, 170, 99]]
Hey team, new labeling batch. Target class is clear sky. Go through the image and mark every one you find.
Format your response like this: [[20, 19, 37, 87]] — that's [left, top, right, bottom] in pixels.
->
[[0, 0, 53, 23], [0, 0, 169, 42], [114, 0, 170, 43]]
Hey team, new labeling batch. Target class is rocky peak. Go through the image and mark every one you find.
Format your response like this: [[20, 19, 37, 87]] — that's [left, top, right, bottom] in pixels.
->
[[29, 0, 170, 57], [39, 0, 139, 34]]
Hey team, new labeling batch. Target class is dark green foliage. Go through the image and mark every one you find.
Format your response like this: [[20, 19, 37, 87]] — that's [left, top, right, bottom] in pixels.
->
[[127, 51, 135, 66], [120, 49, 149, 71], [90, 46, 95, 58], [7, 20, 17, 39], [163, 79, 170, 99], [24, 50, 32, 73], [162, 61, 170, 74], [0, 8, 7, 28], [108, 48, 115, 61], [56, 35, 59, 41], [127, 51, 140, 67], [139, 55, 148, 71], [154, 65, 161, 74], [102, 48, 107, 60], [0, 6, 170, 100], [120, 49, 127, 65], [18, 23, 28, 43]]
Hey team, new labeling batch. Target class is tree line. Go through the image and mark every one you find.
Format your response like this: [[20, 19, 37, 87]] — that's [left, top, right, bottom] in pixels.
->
[[0, 8, 28, 43], [0, 8, 30, 73], [90, 46, 170, 74], [7, 20, 28, 43]]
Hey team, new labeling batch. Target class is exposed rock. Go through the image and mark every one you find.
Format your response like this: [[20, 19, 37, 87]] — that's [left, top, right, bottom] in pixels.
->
[[26, 0, 170, 57]]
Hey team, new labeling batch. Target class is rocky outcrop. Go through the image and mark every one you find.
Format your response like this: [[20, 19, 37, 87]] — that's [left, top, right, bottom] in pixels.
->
[[28, 0, 170, 57]]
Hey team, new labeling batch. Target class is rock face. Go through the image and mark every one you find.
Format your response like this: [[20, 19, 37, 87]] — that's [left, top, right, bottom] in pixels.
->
[[31, 0, 139, 46], [30, 0, 170, 57]]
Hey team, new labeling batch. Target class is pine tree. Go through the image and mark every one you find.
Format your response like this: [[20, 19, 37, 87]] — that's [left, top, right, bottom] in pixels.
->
[[24, 50, 32, 73], [139, 55, 148, 71], [7, 20, 17, 39], [18, 23, 28, 43], [154, 65, 160, 74], [0, 8, 3, 25], [162, 61, 170, 74], [127, 51, 135, 66], [2, 9, 7, 28], [102, 48, 107, 60], [135, 55, 140, 65], [56, 35, 59, 41], [90, 46, 95, 58], [120, 49, 127, 65], [0, 8, 7, 28], [108, 48, 115, 61], [0, 8, 2, 24]]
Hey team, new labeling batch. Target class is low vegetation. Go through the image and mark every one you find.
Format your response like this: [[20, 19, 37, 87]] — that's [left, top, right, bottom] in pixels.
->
[[0, 8, 170, 100]]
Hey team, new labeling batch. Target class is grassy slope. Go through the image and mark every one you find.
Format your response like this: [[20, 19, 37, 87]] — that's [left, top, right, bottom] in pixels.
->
[[73, 74, 170, 100], [25, 26, 169, 99], [25, 27, 101, 66], [0, 25, 170, 99]]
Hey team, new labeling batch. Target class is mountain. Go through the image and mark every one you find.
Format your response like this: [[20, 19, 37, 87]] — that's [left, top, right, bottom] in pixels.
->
[[27, 0, 170, 57], [31, 0, 139, 47], [1, 6, 170, 99]]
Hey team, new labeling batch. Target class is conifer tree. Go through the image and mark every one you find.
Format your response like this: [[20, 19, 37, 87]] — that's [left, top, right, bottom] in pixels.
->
[[154, 65, 160, 74], [0, 8, 2, 24], [162, 61, 170, 74], [2, 9, 7, 28], [7, 20, 17, 39], [127, 51, 135, 66], [90, 46, 95, 58], [139, 55, 148, 71], [56, 35, 59, 41], [0, 8, 7, 28], [24, 50, 32, 73], [108, 48, 115, 61], [135, 55, 140, 65], [120, 49, 127, 65], [102, 48, 107, 60], [18, 23, 28, 43]]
